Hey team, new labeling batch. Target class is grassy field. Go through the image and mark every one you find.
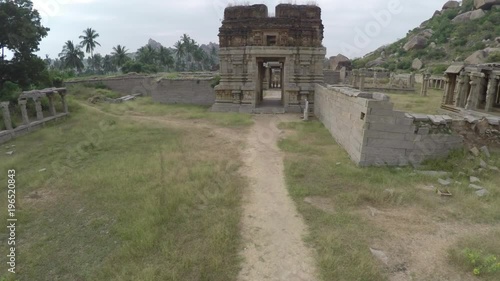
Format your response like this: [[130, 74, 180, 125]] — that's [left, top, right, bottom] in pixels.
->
[[278, 121, 500, 281], [0, 90, 251, 280], [385, 85, 444, 115]]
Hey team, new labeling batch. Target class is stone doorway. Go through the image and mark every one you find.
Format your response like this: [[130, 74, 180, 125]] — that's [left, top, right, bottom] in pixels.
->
[[257, 58, 285, 108]]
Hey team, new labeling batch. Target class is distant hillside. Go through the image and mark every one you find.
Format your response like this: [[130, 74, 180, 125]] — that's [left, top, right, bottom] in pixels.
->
[[353, 0, 500, 74]]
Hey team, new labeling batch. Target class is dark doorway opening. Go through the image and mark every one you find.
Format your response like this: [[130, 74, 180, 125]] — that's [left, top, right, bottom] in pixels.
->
[[256, 58, 285, 108]]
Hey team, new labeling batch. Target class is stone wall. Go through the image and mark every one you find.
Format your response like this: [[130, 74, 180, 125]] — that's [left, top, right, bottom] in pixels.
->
[[323, 70, 341, 85], [314, 84, 463, 166], [66, 76, 216, 106]]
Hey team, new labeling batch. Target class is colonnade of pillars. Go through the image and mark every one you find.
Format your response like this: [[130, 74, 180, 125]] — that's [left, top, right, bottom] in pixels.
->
[[443, 72, 500, 112], [0, 90, 68, 131]]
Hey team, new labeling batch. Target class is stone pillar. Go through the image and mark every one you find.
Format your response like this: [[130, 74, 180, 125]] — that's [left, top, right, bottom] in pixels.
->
[[485, 75, 499, 112], [60, 93, 69, 114], [352, 70, 359, 88], [359, 69, 366, 91], [33, 97, 44, 120], [442, 76, 450, 104], [457, 73, 470, 108], [421, 74, 430, 97], [409, 72, 415, 88], [373, 71, 378, 86], [18, 99, 30, 125], [0, 102, 13, 130], [47, 92, 57, 116], [465, 74, 481, 110]]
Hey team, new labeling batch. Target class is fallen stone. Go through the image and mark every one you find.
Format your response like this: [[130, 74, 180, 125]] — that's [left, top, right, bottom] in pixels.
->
[[470, 176, 481, 183], [480, 146, 491, 158], [38, 168, 47, 172], [415, 171, 450, 177], [5, 151, 14, 155], [370, 248, 389, 265], [486, 117, 500, 125], [465, 115, 480, 124], [476, 189, 489, 197], [412, 114, 430, 122], [438, 178, 452, 186], [412, 58, 423, 70], [480, 159, 488, 169], [475, 118, 490, 135], [469, 184, 484, 190], [470, 147, 480, 157], [489, 166, 499, 171], [368, 206, 379, 217]]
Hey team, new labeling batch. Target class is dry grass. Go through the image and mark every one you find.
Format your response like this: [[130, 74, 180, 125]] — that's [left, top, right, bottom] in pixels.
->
[[0, 94, 247, 281], [385, 85, 444, 115], [278, 121, 500, 281]]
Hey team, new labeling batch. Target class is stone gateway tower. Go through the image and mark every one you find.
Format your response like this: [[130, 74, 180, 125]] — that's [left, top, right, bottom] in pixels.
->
[[212, 4, 327, 113]]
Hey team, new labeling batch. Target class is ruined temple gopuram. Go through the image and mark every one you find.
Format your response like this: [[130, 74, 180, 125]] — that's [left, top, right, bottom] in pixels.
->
[[212, 4, 326, 113]]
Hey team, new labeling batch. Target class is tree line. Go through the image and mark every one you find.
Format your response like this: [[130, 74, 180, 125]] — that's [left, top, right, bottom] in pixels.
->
[[50, 29, 219, 76], [0, 0, 219, 102]]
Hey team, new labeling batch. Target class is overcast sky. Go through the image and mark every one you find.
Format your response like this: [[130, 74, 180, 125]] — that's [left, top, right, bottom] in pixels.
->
[[31, 0, 447, 60]]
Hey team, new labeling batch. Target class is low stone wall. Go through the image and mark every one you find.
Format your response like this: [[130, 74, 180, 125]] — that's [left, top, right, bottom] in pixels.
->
[[323, 70, 341, 85], [314, 84, 463, 166], [0, 114, 68, 145], [65, 75, 216, 106]]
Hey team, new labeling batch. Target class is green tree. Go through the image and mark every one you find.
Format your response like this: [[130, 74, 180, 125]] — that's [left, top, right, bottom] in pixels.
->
[[59, 40, 85, 72], [112, 45, 129, 68], [79, 27, 101, 57], [0, 0, 49, 93], [158, 46, 174, 71], [136, 45, 157, 65], [89, 53, 103, 74], [102, 54, 116, 73]]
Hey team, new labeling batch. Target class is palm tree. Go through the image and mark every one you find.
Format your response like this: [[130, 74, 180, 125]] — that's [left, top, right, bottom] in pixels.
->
[[103, 55, 116, 73], [193, 47, 206, 71], [79, 28, 101, 57], [90, 53, 103, 74], [137, 45, 157, 65], [59, 40, 85, 72], [174, 40, 185, 60], [158, 46, 174, 71], [111, 45, 129, 68]]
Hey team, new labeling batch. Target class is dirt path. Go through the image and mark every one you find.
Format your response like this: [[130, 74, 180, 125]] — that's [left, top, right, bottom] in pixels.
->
[[238, 115, 318, 281]]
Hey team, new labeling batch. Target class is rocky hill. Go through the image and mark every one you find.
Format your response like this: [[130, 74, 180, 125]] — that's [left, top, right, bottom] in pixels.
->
[[353, 0, 500, 74]]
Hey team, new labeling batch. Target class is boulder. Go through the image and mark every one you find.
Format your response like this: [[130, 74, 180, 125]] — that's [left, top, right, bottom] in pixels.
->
[[465, 50, 487, 64], [412, 58, 423, 70], [452, 9, 486, 23], [419, 29, 434, 39], [366, 57, 385, 68], [329, 54, 352, 71], [443, 1, 460, 9], [403, 35, 428, 51], [466, 48, 500, 64], [471, 9, 487, 20], [433, 10, 442, 17], [430, 42, 437, 49], [474, 0, 500, 10]]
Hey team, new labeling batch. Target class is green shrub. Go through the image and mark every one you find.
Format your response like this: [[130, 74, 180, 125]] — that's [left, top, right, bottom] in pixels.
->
[[210, 75, 221, 88], [0, 81, 22, 103], [431, 64, 448, 75], [462, 249, 500, 276], [487, 52, 500, 63]]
